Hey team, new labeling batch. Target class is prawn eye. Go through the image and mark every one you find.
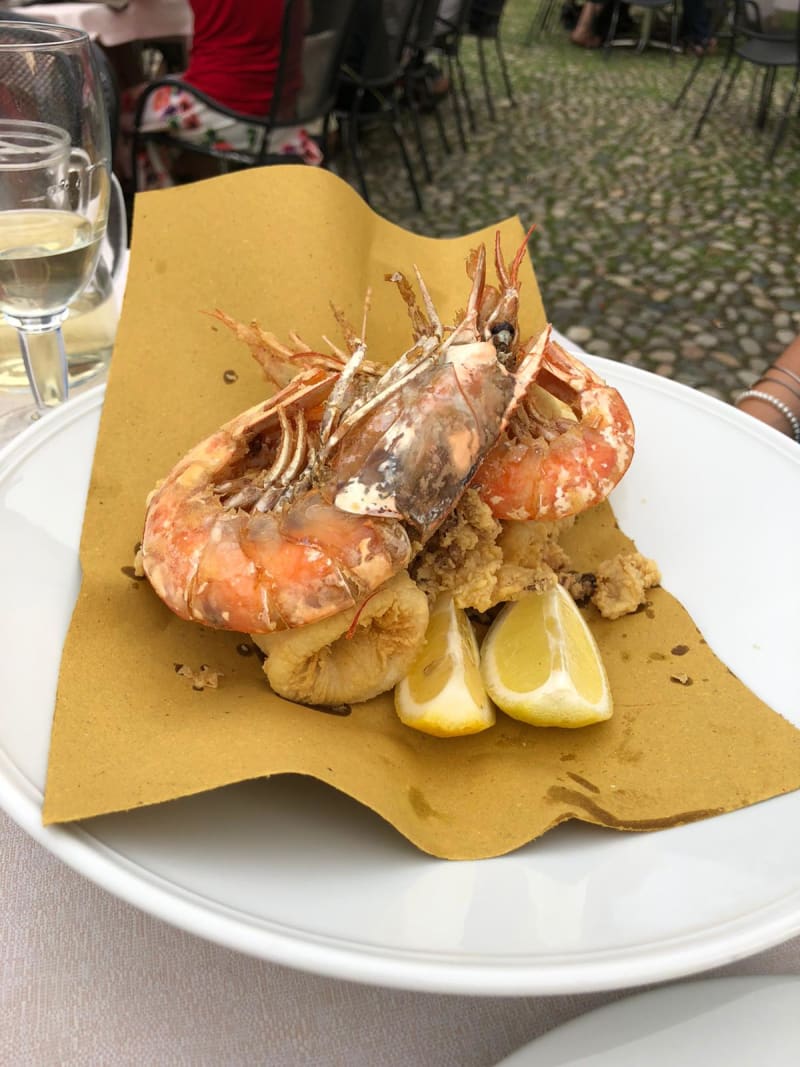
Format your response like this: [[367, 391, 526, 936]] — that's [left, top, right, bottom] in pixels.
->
[[490, 320, 514, 338], [490, 320, 515, 361]]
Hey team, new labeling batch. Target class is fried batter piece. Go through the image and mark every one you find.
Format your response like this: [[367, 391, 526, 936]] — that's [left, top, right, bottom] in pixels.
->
[[411, 490, 573, 613], [251, 572, 429, 706], [412, 489, 659, 625], [590, 552, 662, 620]]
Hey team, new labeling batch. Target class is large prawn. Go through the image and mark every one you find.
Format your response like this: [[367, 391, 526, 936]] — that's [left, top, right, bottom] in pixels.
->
[[141, 263, 543, 635], [380, 229, 635, 524]]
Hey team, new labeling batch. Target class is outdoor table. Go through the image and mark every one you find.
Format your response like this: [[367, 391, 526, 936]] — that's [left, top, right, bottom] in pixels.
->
[[2, 263, 800, 1059], [3, 805, 800, 1064], [0, 0, 192, 47]]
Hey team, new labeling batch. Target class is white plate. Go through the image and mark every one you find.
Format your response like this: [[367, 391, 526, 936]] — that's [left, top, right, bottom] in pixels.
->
[[495, 975, 800, 1065], [1, 359, 799, 996]]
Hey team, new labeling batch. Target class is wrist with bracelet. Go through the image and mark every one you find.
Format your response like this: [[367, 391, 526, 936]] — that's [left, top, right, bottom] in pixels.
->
[[736, 386, 800, 443]]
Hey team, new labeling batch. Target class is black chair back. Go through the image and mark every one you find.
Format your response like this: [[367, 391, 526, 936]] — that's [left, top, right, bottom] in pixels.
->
[[381, 0, 426, 75], [468, 0, 509, 37], [92, 37, 121, 150], [434, 0, 474, 51], [731, 0, 796, 43], [414, 0, 441, 51], [297, 0, 360, 120], [334, 0, 426, 210]]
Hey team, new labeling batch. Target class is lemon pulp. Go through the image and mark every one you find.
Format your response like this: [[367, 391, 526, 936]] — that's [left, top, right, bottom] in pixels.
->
[[480, 583, 612, 727], [395, 594, 495, 737]]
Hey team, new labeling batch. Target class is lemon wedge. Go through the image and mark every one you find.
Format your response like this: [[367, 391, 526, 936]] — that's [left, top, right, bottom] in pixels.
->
[[395, 594, 495, 737], [479, 583, 612, 728]]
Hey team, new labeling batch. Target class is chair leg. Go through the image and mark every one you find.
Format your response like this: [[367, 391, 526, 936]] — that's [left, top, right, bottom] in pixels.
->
[[692, 52, 735, 140], [755, 66, 776, 130], [767, 69, 800, 162], [635, 9, 653, 53], [404, 81, 434, 183], [672, 54, 704, 110], [719, 56, 743, 106], [347, 89, 372, 206], [319, 112, 330, 162], [476, 37, 496, 121], [446, 54, 468, 151], [130, 132, 140, 195], [454, 53, 477, 132], [431, 98, 452, 156], [388, 102, 425, 212], [668, 10, 678, 65], [495, 35, 515, 107], [525, 0, 551, 45], [743, 64, 759, 113], [544, 0, 559, 34], [602, 2, 622, 60]]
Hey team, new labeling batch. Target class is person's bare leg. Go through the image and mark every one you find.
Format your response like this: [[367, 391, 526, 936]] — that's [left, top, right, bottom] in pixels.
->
[[571, 2, 604, 47]]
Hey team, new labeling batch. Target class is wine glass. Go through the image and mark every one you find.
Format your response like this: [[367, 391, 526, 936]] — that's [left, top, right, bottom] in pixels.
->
[[0, 21, 111, 436]]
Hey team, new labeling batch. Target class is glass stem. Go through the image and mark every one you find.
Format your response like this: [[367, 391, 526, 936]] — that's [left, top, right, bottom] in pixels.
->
[[17, 321, 69, 412]]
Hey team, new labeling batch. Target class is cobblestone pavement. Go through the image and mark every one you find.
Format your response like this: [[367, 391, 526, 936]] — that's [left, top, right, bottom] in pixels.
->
[[334, 0, 800, 403]]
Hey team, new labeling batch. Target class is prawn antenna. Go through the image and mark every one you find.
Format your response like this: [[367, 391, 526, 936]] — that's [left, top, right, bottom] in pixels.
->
[[361, 286, 372, 343]]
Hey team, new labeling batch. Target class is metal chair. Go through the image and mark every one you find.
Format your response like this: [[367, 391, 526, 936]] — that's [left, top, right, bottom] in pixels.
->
[[401, 0, 460, 155], [672, 0, 762, 112], [524, 0, 564, 44], [433, 0, 478, 138], [335, 0, 427, 211], [131, 0, 344, 191], [464, 0, 516, 120], [691, 0, 800, 161], [297, 0, 362, 162], [605, 0, 678, 62], [603, 0, 681, 62]]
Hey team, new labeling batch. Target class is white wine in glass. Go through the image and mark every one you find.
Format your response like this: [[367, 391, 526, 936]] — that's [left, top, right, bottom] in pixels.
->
[[0, 22, 111, 434]]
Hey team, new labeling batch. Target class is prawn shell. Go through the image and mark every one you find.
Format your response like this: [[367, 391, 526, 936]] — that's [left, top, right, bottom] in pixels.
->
[[278, 491, 413, 600], [207, 511, 353, 632], [142, 454, 229, 620], [333, 342, 517, 532]]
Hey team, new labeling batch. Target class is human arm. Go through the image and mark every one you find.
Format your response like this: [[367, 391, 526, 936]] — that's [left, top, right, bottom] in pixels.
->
[[735, 335, 800, 443]]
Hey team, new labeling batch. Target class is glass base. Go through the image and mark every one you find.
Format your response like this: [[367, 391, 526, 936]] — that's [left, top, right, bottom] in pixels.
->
[[0, 345, 111, 393], [0, 279, 117, 394], [0, 364, 107, 449], [0, 399, 47, 448]]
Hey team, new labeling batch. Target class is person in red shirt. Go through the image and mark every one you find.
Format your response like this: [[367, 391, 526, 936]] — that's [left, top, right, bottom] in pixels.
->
[[122, 0, 320, 191], [184, 0, 304, 117]]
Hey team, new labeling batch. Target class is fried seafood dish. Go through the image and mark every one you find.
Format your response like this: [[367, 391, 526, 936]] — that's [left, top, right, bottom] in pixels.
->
[[141, 232, 657, 721]]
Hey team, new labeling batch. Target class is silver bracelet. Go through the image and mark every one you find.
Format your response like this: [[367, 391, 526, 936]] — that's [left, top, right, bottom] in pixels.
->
[[771, 364, 800, 389], [763, 372, 800, 403], [737, 389, 800, 443]]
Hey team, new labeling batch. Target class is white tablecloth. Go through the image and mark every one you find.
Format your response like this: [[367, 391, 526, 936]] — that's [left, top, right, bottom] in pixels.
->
[[2, 805, 799, 1065], [5, 0, 192, 47]]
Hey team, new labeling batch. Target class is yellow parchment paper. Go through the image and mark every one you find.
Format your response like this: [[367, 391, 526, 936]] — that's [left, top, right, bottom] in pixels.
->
[[43, 166, 800, 860]]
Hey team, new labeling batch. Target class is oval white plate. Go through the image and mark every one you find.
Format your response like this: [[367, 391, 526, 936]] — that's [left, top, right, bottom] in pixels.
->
[[496, 976, 800, 1065], [1, 358, 799, 996]]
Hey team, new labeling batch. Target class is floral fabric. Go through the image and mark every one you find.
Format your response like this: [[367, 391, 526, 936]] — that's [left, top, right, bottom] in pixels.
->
[[122, 83, 322, 191]]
